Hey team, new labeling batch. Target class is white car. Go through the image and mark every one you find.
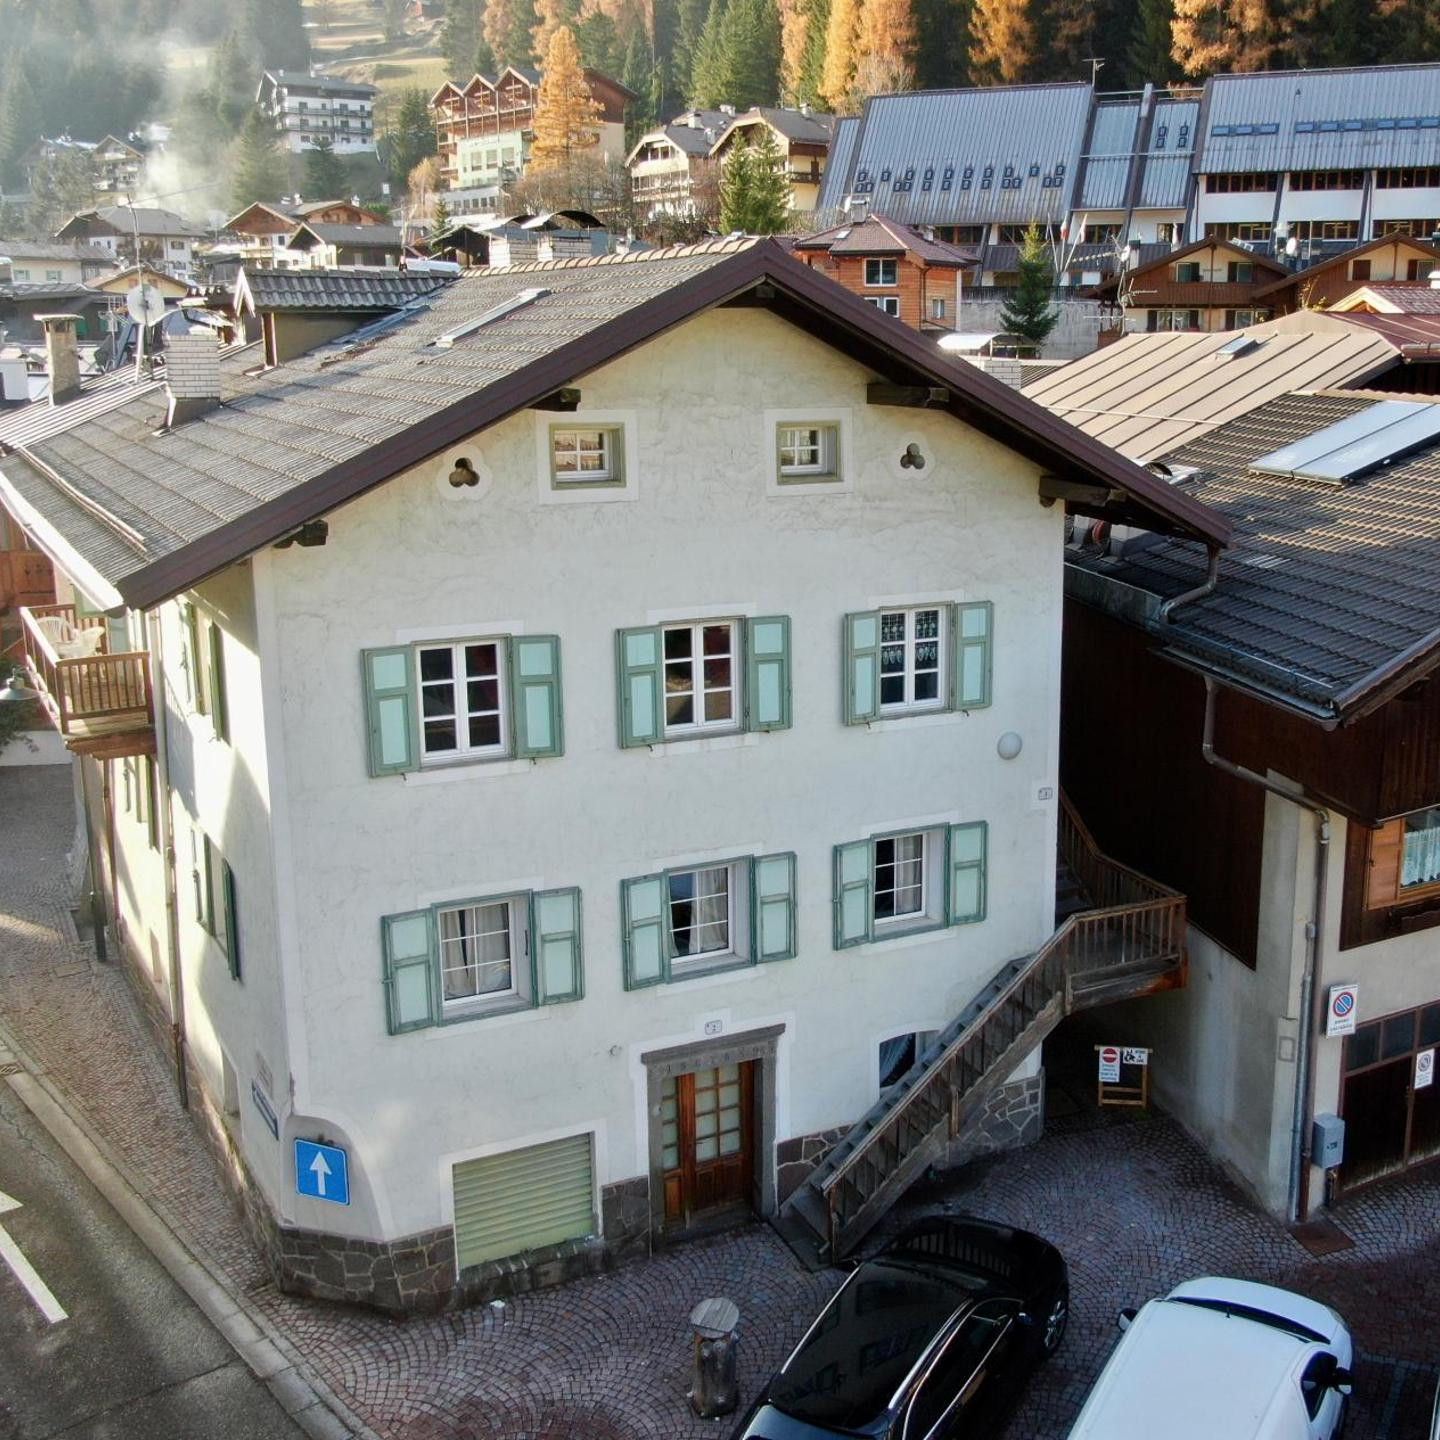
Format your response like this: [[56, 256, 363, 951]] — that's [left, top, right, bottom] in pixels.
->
[[1067, 1276, 1354, 1440]]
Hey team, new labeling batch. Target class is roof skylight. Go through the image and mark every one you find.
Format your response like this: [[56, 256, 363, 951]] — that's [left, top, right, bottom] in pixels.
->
[[430, 288, 550, 348]]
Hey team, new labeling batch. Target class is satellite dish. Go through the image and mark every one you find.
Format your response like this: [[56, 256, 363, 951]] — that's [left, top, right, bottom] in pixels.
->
[[125, 283, 166, 326]]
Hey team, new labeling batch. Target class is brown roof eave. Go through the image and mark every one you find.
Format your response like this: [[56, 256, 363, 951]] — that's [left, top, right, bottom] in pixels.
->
[[112, 239, 1229, 609], [1330, 624, 1440, 726]]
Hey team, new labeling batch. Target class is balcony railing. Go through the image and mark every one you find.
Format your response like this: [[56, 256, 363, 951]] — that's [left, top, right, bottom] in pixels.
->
[[20, 604, 154, 757]]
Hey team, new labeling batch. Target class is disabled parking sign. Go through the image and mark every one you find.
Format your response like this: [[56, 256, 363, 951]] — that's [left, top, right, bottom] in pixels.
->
[[294, 1139, 350, 1206]]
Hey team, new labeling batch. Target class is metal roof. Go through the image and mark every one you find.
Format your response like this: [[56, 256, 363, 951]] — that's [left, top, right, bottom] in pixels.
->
[[820, 83, 1093, 227], [0, 238, 1227, 610], [824, 118, 860, 200], [1025, 311, 1402, 459], [1067, 390, 1440, 719], [1328, 309, 1440, 356], [235, 267, 453, 313], [1196, 63, 1440, 174], [1079, 101, 1141, 210], [1138, 97, 1201, 208]]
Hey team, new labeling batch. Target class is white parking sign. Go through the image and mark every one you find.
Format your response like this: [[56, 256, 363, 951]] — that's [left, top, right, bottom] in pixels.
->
[[1417, 1049, 1435, 1091]]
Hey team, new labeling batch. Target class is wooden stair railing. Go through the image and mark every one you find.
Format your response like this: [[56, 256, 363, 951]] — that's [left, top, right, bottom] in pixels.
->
[[779, 794, 1186, 1265]]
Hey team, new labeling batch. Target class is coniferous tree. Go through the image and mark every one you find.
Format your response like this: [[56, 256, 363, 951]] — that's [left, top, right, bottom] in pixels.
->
[[1000, 223, 1058, 350], [211, 30, 261, 133], [1373, 0, 1438, 61], [726, 0, 782, 107], [689, 0, 731, 103], [534, 0, 581, 63], [385, 87, 439, 187], [1040, 0, 1096, 80], [304, 137, 349, 197], [230, 106, 288, 209], [818, 0, 860, 109], [28, 149, 97, 234], [576, 7, 626, 75], [1127, 0, 1175, 82], [673, 0, 712, 95], [794, 0, 830, 105], [1170, 0, 1281, 76], [0, 65, 43, 191], [719, 123, 789, 230], [441, 0, 484, 73], [530, 25, 604, 170], [968, 0, 1035, 84], [430, 194, 453, 245], [910, 0, 967, 89]]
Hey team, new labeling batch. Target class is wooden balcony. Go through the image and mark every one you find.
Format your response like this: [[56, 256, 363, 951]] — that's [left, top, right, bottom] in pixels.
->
[[19, 604, 155, 758]]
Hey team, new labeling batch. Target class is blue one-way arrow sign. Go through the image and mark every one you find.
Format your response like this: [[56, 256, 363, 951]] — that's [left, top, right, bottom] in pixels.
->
[[294, 1139, 350, 1206]]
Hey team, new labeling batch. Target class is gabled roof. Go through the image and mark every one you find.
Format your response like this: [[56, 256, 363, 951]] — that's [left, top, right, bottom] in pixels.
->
[[0, 237, 1226, 613], [235, 266, 452, 314], [290, 199, 379, 220], [0, 281, 95, 303], [1328, 309, 1440, 357], [1067, 391, 1440, 725], [1253, 235, 1440, 299], [262, 69, 377, 97], [793, 215, 977, 267], [1025, 312, 1403, 460], [56, 206, 208, 240], [0, 238, 112, 263], [223, 201, 300, 235], [286, 223, 404, 250], [1329, 283, 1440, 316], [1112, 235, 1289, 282], [710, 107, 834, 155]]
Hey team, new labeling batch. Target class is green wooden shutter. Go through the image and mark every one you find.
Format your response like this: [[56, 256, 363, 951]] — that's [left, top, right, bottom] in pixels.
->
[[616, 627, 663, 747], [381, 909, 437, 1032], [948, 821, 988, 924], [843, 611, 881, 725], [184, 603, 205, 713], [208, 621, 229, 741], [753, 852, 798, 961], [362, 647, 418, 776], [953, 601, 993, 710], [201, 835, 216, 935], [452, 1133, 595, 1270], [221, 859, 241, 980], [533, 887, 583, 1003], [510, 635, 564, 758], [833, 840, 873, 948], [621, 873, 669, 988], [745, 616, 792, 731]]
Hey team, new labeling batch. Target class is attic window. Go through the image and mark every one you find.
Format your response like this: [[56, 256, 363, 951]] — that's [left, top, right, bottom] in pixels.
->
[[430, 288, 550, 348]]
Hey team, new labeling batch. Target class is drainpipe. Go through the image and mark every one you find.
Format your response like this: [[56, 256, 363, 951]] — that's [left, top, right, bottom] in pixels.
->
[[147, 607, 188, 1110], [1156, 545, 1220, 624], [1201, 676, 1329, 1222]]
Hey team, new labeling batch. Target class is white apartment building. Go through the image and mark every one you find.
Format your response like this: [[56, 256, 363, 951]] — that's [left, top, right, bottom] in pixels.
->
[[0, 242, 1219, 1311], [257, 70, 378, 156]]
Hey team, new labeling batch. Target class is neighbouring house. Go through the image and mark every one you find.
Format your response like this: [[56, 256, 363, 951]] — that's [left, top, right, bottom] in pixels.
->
[[1025, 309, 1440, 459], [0, 283, 110, 345], [54, 206, 208, 280], [1258, 235, 1440, 314], [284, 222, 405, 269], [791, 215, 978, 331], [1329, 281, 1440, 315], [234, 265, 454, 364], [430, 67, 635, 196], [708, 107, 836, 213], [88, 264, 191, 301], [1061, 389, 1440, 1217], [0, 239, 114, 286], [432, 211, 606, 268], [21, 133, 146, 199], [225, 200, 389, 272], [1091, 236, 1289, 333], [0, 237, 1220, 1312], [626, 109, 730, 220], [257, 70, 377, 155]]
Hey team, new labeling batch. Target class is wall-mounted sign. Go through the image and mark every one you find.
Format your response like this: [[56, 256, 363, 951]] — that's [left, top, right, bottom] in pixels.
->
[[1417, 1049, 1435, 1092], [1122, 1047, 1150, 1067], [1098, 1046, 1121, 1084], [251, 1079, 279, 1140], [1326, 984, 1358, 1038]]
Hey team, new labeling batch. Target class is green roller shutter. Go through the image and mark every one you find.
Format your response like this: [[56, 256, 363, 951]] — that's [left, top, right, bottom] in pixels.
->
[[452, 1133, 595, 1270]]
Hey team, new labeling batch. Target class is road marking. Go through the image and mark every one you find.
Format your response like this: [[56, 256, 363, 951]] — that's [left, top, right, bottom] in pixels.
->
[[0, 1189, 67, 1324], [308, 1150, 332, 1197]]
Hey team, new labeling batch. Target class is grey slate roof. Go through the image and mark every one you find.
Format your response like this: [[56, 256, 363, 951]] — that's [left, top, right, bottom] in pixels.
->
[[793, 216, 977, 265], [0, 239, 112, 263], [287, 224, 404, 250], [1066, 391, 1440, 719], [816, 83, 1093, 227], [1196, 63, 1440, 174], [236, 267, 452, 313], [59, 206, 208, 239], [0, 281, 93, 302], [264, 69, 376, 97]]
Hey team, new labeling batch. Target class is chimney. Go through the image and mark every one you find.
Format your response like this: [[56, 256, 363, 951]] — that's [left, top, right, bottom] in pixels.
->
[[847, 196, 870, 223], [163, 332, 222, 427], [39, 314, 82, 405]]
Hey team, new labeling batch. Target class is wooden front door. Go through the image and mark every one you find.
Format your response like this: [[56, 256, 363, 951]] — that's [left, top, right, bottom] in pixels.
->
[[660, 1061, 755, 1226]]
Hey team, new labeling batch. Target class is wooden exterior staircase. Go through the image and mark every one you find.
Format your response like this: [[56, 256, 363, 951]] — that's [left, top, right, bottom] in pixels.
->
[[777, 794, 1186, 1268]]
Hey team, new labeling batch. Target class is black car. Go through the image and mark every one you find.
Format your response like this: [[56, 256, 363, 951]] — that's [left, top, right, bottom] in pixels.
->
[[731, 1216, 1068, 1440]]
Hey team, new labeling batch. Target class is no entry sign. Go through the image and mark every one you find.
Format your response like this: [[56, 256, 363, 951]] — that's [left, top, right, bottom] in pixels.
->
[[1098, 1046, 1121, 1084]]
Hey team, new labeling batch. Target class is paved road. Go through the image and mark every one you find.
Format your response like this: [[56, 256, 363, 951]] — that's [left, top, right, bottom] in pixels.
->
[[0, 1081, 305, 1440]]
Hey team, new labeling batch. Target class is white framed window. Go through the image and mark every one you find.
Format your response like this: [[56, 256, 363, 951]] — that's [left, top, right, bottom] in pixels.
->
[[662, 620, 737, 734], [667, 863, 739, 969], [417, 639, 506, 761], [45, 269, 62, 282], [866, 295, 900, 317], [879, 606, 945, 711], [865, 258, 898, 286], [550, 425, 623, 486], [874, 832, 925, 923], [777, 422, 841, 482], [930, 297, 946, 320], [437, 896, 523, 1009]]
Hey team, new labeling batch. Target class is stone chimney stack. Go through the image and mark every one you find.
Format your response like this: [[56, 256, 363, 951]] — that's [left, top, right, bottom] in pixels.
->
[[39, 314, 82, 405], [163, 331, 222, 427]]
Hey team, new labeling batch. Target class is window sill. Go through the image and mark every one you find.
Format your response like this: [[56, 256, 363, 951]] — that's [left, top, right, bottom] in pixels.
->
[[436, 996, 536, 1028], [647, 732, 758, 757], [864, 710, 969, 734], [670, 954, 753, 983], [406, 757, 533, 785]]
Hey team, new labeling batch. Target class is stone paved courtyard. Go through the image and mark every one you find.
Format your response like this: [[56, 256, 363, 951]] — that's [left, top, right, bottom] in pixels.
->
[[1, 763, 1437, 1439]]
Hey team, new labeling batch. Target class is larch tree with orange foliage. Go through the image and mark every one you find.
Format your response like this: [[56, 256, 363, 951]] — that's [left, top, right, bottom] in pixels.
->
[[778, 0, 809, 102], [530, 25, 605, 172], [1170, 0, 1280, 75], [532, 0, 579, 63], [818, 0, 861, 110], [849, 0, 915, 100]]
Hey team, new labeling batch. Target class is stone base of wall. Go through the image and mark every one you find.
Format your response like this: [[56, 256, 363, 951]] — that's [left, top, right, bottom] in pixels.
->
[[776, 1126, 848, 1204], [947, 1072, 1045, 1167]]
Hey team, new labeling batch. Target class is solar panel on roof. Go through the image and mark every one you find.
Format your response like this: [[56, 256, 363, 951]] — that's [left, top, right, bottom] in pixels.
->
[[1251, 401, 1440, 483]]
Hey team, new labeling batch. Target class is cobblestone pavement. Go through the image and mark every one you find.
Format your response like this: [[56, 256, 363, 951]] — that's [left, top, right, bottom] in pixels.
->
[[2, 764, 1437, 1440]]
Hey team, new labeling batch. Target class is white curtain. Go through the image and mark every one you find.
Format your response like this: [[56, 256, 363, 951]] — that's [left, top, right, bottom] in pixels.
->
[[1402, 813, 1440, 889]]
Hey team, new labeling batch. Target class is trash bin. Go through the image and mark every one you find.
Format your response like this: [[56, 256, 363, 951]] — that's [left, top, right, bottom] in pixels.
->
[[688, 1295, 740, 1419]]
